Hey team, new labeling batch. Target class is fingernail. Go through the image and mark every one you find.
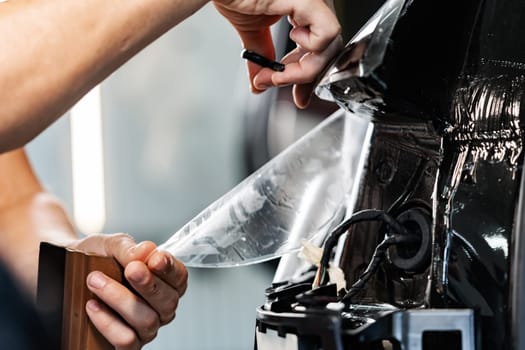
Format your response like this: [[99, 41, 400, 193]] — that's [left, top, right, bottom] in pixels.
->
[[86, 299, 101, 312], [88, 272, 107, 289], [254, 83, 270, 90]]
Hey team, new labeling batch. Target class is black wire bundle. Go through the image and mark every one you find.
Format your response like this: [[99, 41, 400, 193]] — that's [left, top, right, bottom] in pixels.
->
[[318, 209, 414, 299], [342, 234, 415, 303]]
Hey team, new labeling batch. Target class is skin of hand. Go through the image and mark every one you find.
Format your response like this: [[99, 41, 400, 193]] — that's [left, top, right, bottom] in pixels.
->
[[71, 233, 188, 350], [0, 149, 188, 350], [213, 0, 343, 108]]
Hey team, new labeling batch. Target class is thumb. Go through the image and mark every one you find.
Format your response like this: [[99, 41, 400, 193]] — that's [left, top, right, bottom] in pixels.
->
[[103, 234, 156, 266]]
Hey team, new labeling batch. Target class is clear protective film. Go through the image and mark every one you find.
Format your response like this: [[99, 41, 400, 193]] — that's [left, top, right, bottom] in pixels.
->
[[315, 0, 406, 103], [158, 109, 368, 267]]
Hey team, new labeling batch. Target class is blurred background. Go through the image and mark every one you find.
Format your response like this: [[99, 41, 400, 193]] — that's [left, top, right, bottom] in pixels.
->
[[25, 1, 382, 349]]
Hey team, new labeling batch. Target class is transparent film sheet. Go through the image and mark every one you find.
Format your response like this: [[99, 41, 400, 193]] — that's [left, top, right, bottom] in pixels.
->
[[158, 109, 368, 267], [315, 0, 406, 102]]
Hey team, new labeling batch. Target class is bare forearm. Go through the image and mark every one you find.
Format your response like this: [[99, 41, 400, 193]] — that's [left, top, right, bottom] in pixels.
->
[[0, 149, 76, 295], [0, 192, 76, 296], [0, 0, 208, 152]]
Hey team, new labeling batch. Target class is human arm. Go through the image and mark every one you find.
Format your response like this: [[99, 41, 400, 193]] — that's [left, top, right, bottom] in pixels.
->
[[0, 148, 187, 349], [0, 0, 209, 152], [0, 148, 76, 291], [0, 0, 341, 153]]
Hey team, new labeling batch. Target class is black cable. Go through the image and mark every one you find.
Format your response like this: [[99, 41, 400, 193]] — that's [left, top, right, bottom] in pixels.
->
[[319, 209, 409, 285], [342, 234, 416, 303]]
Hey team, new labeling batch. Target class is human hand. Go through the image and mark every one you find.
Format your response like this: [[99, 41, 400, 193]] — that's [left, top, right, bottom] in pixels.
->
[[213, 0, 342, 108], [70, 233, 188, 349]]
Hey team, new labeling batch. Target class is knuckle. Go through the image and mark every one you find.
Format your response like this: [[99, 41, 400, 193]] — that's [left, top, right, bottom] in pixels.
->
[[164, 293, 180, 315], [141, 330, 158, 344], [142, 312, 161, 333], [139, 314, 160, 343], [93, 315, 113, 334], [114, 232, 134, 241], [160, 312, 176, 325], [329, 23, 342, 38], [104, 232, 135, 256], [113, 329, 138, 349], [315, 28, 341, 51]]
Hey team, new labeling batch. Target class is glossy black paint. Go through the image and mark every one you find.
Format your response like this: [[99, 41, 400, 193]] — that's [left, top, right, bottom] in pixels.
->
[[331, 0, 525, 349]]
